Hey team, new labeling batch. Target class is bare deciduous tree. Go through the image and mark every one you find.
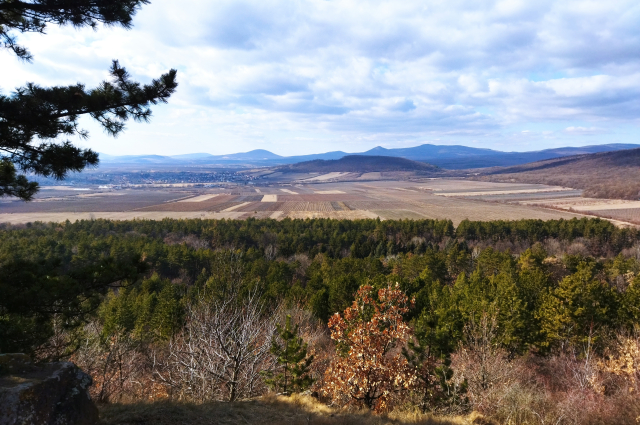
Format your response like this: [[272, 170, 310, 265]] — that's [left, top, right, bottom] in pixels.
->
[[155, 290, 276, 402], [73, 321, 161, 402], [452, 311, 523, 414]]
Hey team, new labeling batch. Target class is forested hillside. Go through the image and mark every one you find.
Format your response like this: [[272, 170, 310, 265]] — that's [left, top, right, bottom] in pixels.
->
[[1, 217, 639, 423], [278, 155, 441, 173], [479, 148, 640, 199]]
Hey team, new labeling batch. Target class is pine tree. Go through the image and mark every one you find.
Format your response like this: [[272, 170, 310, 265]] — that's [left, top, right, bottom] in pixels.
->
[[263, 314, 314, 396], [0, 0, 178, 200], [539, 261, 619, 350], [403, 335, 467, 413]]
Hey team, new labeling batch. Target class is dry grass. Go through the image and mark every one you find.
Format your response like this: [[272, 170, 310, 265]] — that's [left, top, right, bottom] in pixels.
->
[[98, 394, 470, 425]]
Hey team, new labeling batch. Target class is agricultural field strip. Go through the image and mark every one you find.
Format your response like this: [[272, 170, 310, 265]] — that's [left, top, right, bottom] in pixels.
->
[[523, 199, 640, 210], [580, 208, 640, 223], [234, 202, 283, 212], [516, 197, 608, 206], [417, 180, 558, 191], [280, 189, 298, 194], [270, 211, 284, 219], [159, 193, 207, 204], [372, 209, 431, 220], [132, 195, 239, 212], [274, 194, 361, 202], [343, 201, 399, 210], [261, 195, 278, 202], [0, 211, 247, 224], [177, 194, 219, 202], [237, 195, 264, 202], [563, 202, 640, 212], [222, 202, 252, 212], [203, 202, 241, 211], [468, 191, 584, 203], [278, 202, 336, 213], [314, 190, 346, 194], [17, 191, 126, 203], [284, 210, 379, 219], [77, 192, 126, 198], [330, 201, 348, 211], [302, 172, 352, 182], [434, 188, 574, 197]]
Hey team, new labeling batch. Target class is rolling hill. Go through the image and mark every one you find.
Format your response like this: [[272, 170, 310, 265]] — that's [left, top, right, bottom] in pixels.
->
[[277, 155, 441, 174], [479, 147, 640, 200]]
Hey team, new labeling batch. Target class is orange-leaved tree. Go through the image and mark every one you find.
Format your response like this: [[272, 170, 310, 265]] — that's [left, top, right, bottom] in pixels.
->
[[321, 284, 416, 412]]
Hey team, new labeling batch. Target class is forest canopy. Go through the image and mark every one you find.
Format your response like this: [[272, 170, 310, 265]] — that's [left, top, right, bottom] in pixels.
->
[[2, 216, 640, 423]]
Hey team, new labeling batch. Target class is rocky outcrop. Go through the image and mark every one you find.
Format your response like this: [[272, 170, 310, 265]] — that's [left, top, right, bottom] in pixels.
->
[[0, 353, 98, 425]]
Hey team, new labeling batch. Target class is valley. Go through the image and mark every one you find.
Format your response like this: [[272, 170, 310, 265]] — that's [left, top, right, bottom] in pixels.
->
[[0, 177, 591, 226], [4, 147, 640, 227]]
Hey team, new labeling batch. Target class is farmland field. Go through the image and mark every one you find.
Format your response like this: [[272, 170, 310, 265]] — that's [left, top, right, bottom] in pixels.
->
[[0, 177, 611, 226]]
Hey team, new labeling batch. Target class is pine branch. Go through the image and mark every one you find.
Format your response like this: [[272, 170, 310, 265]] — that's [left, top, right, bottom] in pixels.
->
[[0, 61, 177, 199]]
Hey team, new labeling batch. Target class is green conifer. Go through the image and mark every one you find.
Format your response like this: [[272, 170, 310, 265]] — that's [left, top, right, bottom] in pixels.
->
[[263, 315, 314, 395]]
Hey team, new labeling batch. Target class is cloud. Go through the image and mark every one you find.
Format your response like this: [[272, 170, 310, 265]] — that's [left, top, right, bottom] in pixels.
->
[[2, 0, 640, 155], [564, 126, 607, 135]]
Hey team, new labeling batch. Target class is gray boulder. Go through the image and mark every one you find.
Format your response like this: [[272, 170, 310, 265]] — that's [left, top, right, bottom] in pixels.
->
[[0, 354, 98, 425]]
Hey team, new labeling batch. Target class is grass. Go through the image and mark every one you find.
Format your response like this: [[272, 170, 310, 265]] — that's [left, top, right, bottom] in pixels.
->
[[98, 394, 474, 425]]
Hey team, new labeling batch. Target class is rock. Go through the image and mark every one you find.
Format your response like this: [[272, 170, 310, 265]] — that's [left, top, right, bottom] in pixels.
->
[[0, 354, 98, 425]]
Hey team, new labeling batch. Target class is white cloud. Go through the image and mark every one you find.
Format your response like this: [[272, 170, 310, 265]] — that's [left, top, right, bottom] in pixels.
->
[[564, 126, 606, 135], [3, 0, 640, 155]]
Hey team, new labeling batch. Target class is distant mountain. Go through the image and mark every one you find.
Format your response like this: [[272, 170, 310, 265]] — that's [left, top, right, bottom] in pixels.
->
[[214, 149, 283, 160], [479, 147, 640, 200], [356, 143, 640, 169], [98, 143, 640, 169], [169, 153, 216, 160], [361, 144, 498, 158], [278, 155, 441, 174], [99, 149, 283, 165], [98, 154, 178, 164]]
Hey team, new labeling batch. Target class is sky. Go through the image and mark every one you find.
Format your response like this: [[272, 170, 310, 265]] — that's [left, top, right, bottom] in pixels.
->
[[3, 0, 640, 156]]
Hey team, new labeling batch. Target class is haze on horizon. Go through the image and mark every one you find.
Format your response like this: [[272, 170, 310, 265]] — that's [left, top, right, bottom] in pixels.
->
[[4, 0, 640, 157]]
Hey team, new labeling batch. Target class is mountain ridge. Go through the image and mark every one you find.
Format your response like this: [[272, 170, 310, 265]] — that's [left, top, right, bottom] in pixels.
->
[[97, 143, 640, 169]]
